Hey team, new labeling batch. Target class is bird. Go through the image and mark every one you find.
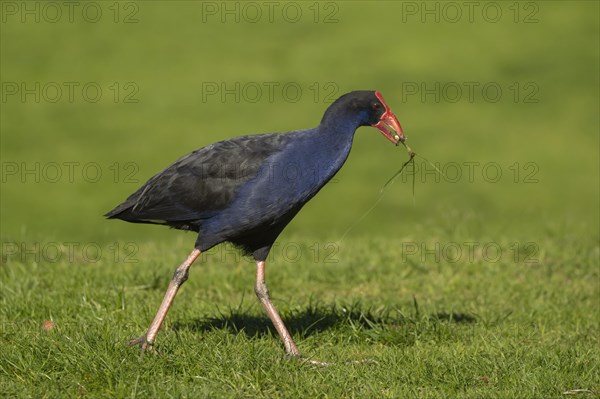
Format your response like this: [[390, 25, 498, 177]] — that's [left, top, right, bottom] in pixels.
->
[[106, 90, 405, 360]]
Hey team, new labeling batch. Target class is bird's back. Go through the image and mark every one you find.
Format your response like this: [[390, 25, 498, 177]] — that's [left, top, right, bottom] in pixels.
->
[[105, 132, 296, 231]]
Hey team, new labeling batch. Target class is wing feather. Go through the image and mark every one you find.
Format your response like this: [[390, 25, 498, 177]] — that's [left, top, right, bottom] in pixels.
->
[[105, 133, 294, 226]]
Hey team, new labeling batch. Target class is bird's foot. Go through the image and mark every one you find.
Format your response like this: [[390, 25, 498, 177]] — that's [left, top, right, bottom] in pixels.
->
[[128, 335, 155, 353], [287, 354, 378, 367], [285, 353, 330, 367], [347, 358, 379, 365], [300, 357, 330, 367], [298, 357, 378, 366]]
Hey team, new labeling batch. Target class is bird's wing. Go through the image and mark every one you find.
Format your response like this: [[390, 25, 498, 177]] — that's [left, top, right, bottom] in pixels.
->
[[105, 133, 295, 225]]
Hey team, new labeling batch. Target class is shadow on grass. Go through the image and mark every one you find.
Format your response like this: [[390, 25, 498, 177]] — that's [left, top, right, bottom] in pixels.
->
[[172, 301, 477, 345]]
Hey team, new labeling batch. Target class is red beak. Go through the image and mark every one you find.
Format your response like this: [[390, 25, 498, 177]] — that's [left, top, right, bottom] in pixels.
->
[[372, 91, 405, 145]]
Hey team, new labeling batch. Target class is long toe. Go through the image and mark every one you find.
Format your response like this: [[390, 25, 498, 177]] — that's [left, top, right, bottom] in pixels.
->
[[347, 358, 379, 365], [128, 335, 146, 347], [302, 358, 330, 367], [293, 355, 377, 367], [295, 355, 330, 367], [128, 335, 153, 353]]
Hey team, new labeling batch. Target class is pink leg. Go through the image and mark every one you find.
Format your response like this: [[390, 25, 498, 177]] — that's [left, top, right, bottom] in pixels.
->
[[129, 248, 201, 351], [254, 260, 301, 357]]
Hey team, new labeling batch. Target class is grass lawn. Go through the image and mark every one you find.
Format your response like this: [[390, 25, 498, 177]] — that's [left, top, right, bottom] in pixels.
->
[[1, 1, 598, 398], [1, 231, 598, 398]]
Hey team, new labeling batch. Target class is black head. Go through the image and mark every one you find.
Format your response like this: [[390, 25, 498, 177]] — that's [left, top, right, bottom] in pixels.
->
[[321, 90, 405, 144]]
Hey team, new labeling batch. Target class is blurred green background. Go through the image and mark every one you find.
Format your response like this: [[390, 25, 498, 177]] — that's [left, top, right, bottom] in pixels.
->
[[1, 1, 598, 246], [1, 2, 599, 397]]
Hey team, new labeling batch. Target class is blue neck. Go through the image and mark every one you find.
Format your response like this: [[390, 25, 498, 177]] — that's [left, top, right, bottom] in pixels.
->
[[316, 108, 366, 158], [292, 113, 364, 187]]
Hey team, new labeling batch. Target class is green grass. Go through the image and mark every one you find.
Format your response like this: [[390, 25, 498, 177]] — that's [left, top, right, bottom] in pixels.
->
[[1, 1, 599, 398], [1, 232, 598, 398]]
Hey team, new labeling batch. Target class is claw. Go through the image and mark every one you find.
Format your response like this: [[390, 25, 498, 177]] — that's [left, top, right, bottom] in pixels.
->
[[285, 354, 330, 367], [128, 335, 154, 353], [348, 358, 378, 365], [300, 357, 330, 367], [288, 354, 378, 367]]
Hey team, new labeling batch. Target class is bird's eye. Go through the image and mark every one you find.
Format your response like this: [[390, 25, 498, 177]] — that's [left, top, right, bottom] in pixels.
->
[[373, 103, 381, 110]]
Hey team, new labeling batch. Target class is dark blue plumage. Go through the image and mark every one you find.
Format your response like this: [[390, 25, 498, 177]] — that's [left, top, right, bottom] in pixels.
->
[[106, 90, 405, 357], [106, 90, 403, 260]]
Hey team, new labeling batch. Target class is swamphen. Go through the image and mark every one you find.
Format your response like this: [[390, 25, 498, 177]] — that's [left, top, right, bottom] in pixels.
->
[[106, 90, 404, 359]]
